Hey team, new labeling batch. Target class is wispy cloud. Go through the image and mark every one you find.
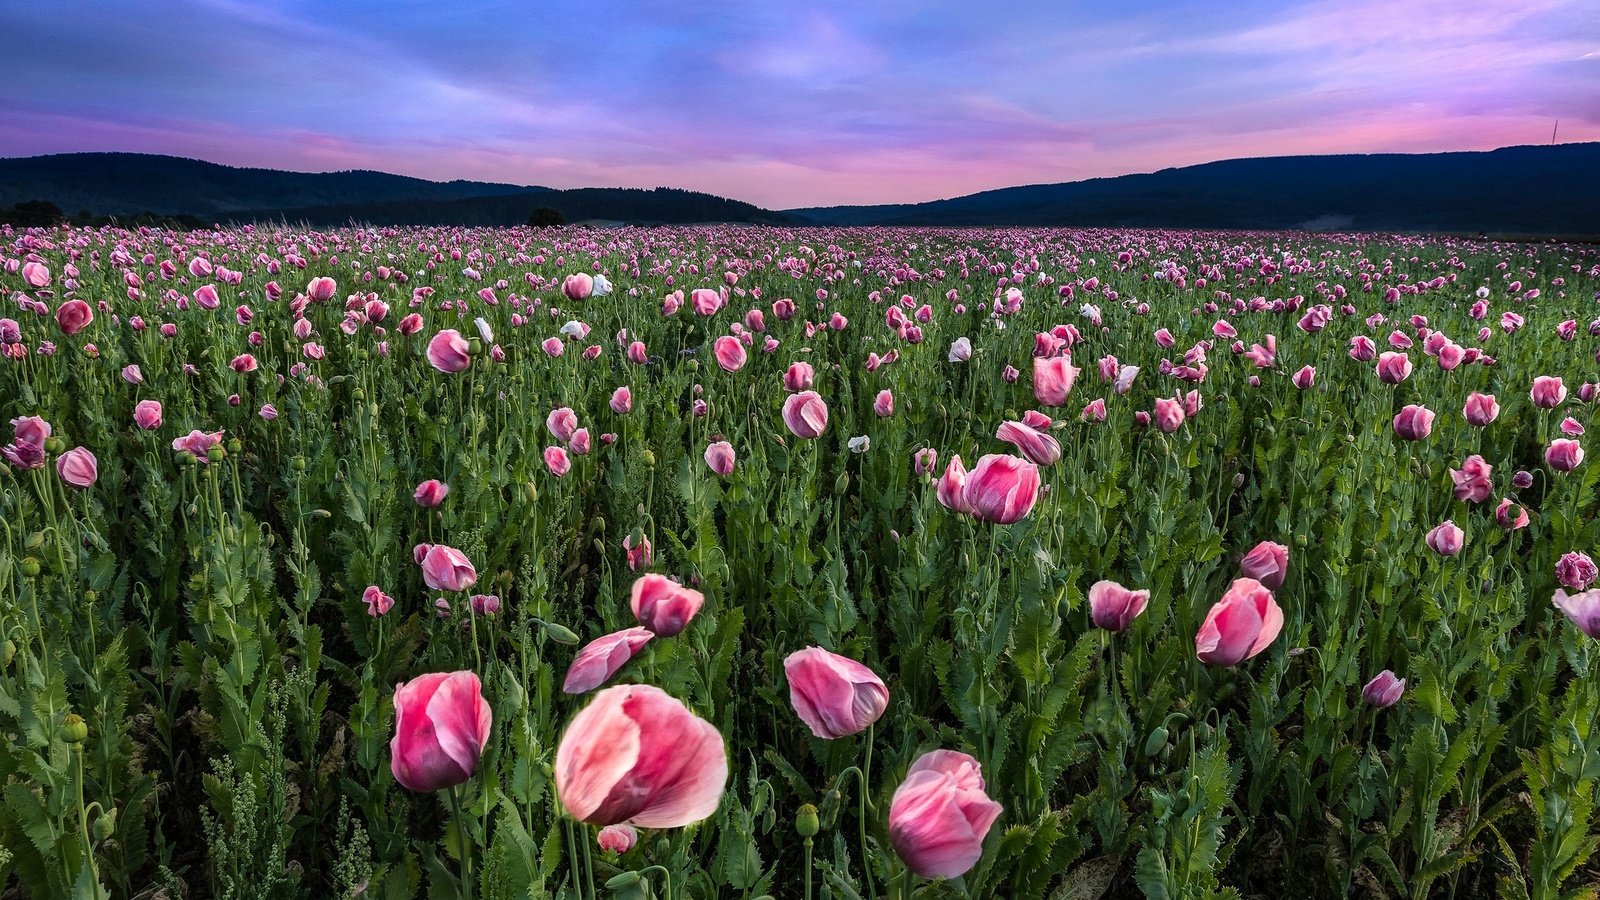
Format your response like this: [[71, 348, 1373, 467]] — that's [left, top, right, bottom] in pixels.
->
[[1, 0, 1595, 207]]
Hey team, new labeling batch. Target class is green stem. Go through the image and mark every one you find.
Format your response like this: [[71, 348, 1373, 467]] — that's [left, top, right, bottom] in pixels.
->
[[804, 837, 814, 900], [896, 866, 914, 900], [857, 724, 879, 900], [582, 824, 597, 900], [76, 747, 101, 888], [639, 865, 674, 900], [448, 784, 473, 900]]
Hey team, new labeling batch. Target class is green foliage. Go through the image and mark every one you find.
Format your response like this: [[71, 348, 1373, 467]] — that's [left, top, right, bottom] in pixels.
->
[[1, 225, 1598, 899]]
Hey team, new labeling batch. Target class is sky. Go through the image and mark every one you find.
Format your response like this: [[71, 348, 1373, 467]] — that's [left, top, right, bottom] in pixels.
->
[[1, 0, 1597, 209]]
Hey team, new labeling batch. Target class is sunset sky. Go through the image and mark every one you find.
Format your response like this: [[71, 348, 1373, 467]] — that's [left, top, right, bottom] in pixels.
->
[[3, 0, 1596, 208]]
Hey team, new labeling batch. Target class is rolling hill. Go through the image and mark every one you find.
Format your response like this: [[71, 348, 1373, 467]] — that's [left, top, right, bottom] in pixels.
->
[[787, 143, 1600, 235], [2, 144, 1596, 233]]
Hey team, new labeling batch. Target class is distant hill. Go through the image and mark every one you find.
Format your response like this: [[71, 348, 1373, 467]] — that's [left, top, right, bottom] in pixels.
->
[[231, 187, 795, 227], [4, 145, 1596, 233], [0, 152, 794, 226], [787, 143, 1600, 235], [0, 153, 545, 217]]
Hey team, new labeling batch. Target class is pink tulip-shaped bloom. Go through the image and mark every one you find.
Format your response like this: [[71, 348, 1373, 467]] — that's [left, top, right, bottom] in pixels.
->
[[1531, 376, 1567, 409], [888, 750, 1004, 879], [1393, 405, 1435, 441], [784, 362, 815, 392], [1033, 355, 1079, 407], [610, 386, 633, 414], [55, 299, 93, 336], [995, 419, 1061, 466], [547, 407, 578, 442], [623, 533, 653, 571], [555, 684, 728, 827], [1463, 392, 1499, 426], [1552, 589, 1600, 640], [914, 447, 938, 476], [783, 647, 889, 739], [1088, 580, 1151, 632], [874, 389, 895, 418], [1450, 455, 1493, 503], [631, 573, 705, 637], [704, 440, 736, 476], [1375, 352, 1412, 384], [936, 455, 972, 514], [712, 335, 747, 372], [1426, 520, 1465, 556], [1153, 397, 1186, 433], [22, 261, 50, 288], [1238, 541, 1289, 591], [1547, 439, 1584, 472], [1495, 498, 1530, 530], [597, 824, 638, 854], [1556, 552, 1598, 591], [418, 544, 477, 592], [56, 447, 98, 487], [426, 329, 471, 373], [1195, 578, 1284, 666], [563, 627, 655, 694], [962, 454, 1041, 524], [782, 391, 829, 439], [11, 416, 50, 446], [691, 288, 723, 316], [134, 400, 163, 430], [390, 671, 493, 793], [363, 585, 395, 617], [1362, 670, 1406, 708], [1291, 366, 1315, 389], [544, 446, 572, 477], [171, 429, 224, 459], [306, 276, 338, 302], [563, 273, 594, 301], [414, 479, 449, 507]]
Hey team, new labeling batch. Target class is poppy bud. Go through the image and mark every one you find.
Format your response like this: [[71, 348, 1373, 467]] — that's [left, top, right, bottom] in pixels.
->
[[544, 622, 581, 645]]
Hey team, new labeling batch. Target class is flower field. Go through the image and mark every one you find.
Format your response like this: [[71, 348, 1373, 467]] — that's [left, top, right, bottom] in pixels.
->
[[2, 224, 1599, 899]]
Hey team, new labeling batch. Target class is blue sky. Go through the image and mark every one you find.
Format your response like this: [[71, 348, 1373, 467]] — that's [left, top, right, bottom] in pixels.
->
[[2, 0, 1596, 207]]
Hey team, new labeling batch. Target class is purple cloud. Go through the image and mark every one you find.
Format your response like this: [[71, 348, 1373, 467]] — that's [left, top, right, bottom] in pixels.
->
[[1, 0, 1595, 207]]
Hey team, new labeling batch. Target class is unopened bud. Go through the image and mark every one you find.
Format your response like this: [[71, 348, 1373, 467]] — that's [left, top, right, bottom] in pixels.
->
[[605, 872, 641, 889], [92, 808, 117, 842], [1143, 726, 1169, 758], [544, 622, 580, 645]]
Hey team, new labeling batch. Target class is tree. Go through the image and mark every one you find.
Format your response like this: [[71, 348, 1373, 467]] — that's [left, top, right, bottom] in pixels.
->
[[526, 207, 565, 227], [1, 200, 66, 227]]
